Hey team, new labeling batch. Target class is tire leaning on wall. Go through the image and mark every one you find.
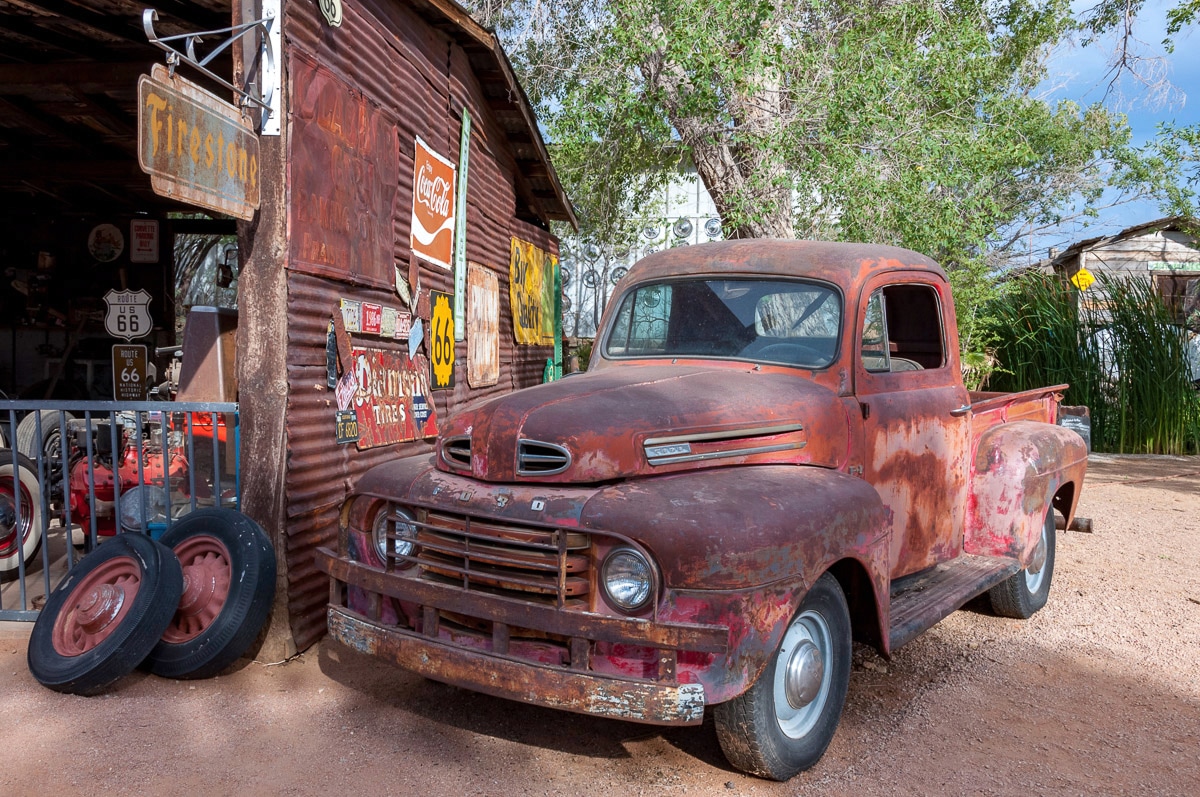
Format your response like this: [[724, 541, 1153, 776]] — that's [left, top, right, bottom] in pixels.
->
[[28, 533, 184, 695], [144, 508, 277, 680]]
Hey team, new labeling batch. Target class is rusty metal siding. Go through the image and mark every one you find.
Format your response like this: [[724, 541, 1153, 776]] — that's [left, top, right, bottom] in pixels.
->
[[285, 272, 437, 650], [281, 3, 561, 650]]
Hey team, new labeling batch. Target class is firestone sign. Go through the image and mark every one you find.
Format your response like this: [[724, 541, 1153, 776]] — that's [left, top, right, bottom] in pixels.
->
[[137, 64, 260, 220]]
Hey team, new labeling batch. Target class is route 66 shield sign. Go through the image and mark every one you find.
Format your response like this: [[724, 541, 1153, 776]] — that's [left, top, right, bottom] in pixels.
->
[[103, 289, 153, 341]]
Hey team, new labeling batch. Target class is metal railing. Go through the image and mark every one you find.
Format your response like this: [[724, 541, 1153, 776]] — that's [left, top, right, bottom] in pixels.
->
[[0, 400, 239, 621]]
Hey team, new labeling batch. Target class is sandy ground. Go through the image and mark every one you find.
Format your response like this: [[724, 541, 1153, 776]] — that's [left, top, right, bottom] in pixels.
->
[[2, 454, 1198, 796]]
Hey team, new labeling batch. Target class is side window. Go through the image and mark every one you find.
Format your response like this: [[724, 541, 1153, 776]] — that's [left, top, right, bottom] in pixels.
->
[[860, 290, 890, 372], [883, 284, 944, 370], [606, 284, 673, 355], [861, 283, 945, 373]]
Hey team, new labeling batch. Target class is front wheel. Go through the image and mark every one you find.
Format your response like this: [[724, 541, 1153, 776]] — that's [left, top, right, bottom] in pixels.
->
[[714, 572, 851, 781], [989, 507, 1056, 619]]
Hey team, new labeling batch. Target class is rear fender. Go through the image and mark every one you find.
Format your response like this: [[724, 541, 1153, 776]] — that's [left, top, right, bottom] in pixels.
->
[[967, 421, 1087, 564]]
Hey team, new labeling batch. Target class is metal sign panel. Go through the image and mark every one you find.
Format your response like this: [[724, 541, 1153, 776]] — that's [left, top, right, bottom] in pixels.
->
[[129, 219, 160, 263], [510, 238, 558, 345], [290, 55, 397, 284], [137, 64, 260, 220], [453, 109, 471, 339], [104, 289, 153, 341], [351, 346, 438, 449], [411, 137, 456, 269], [467, 263, 499, 387], [429, 290, 456, 390], [112, 344, 149, 401]]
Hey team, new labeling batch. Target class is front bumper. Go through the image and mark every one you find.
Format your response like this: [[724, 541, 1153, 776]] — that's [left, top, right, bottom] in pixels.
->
[[316, 548, 728, 725]]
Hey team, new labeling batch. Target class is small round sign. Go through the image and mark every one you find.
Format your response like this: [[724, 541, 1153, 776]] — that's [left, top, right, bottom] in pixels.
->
[[88, 224, 124, 263]]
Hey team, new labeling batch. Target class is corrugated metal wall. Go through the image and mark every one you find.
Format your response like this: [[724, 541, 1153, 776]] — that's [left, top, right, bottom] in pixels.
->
[[283, 1, 557, 650]]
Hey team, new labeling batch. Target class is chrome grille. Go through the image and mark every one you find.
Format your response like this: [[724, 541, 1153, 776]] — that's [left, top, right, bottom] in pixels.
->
[[441, 435, 471, 469], [517, 439, 571, 475], [415, 512, 591, 607]]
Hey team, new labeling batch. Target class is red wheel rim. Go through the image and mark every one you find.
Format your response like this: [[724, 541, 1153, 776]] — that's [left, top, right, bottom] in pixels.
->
[[0, 479, 34, 557], [51, 555, 142, 656], [162, 534, 232, 644]]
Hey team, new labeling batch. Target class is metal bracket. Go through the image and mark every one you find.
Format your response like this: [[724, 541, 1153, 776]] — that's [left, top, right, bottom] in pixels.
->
[[142, 6, 279, 135]]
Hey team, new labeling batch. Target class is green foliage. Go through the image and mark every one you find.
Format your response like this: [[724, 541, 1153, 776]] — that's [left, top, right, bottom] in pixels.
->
[[468, 0, 1185, 366], [989, 272, 1200, 454]]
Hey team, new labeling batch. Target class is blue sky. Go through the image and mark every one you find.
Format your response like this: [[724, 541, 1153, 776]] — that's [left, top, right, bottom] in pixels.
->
[[1039, 0, 1200, 251]]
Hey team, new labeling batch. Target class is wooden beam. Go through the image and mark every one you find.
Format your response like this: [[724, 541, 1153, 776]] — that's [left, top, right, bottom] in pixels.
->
[[0, 15, 116, 61], [0, 160, 146, 181], [0, 61, 150, 93], [5, 0, 147, 47]]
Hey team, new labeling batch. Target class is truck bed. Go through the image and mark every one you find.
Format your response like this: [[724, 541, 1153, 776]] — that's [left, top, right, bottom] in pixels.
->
[[967, 384, 1068, 433]]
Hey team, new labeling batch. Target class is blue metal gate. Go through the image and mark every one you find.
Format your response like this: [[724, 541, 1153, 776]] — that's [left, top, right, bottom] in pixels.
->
[[0, 400, 239, 621]]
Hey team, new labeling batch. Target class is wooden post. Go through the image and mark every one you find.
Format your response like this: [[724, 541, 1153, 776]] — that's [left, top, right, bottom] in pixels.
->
[[234, 0, 295, 662]]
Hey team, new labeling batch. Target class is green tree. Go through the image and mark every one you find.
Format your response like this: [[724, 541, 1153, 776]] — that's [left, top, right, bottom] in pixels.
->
[[470, 0, 1175, 363]]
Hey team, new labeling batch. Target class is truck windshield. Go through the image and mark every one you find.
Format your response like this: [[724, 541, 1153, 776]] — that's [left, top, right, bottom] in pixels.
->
[[604, 278, 841, 368]]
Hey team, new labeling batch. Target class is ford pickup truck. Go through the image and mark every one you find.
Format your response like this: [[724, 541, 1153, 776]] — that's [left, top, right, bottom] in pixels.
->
[[316, 240, 1088, 781]]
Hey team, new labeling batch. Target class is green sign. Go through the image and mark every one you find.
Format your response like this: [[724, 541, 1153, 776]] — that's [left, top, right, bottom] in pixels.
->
[[453, 109, 471, 340], [1148, 261, 1200, 271]]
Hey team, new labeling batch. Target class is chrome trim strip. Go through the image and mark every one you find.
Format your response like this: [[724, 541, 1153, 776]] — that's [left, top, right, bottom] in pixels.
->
[[643, 422, 805, 447], [647, 440, 806, 466]]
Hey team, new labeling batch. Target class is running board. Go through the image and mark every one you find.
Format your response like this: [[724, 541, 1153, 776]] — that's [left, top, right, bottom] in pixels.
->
[[888, 555, 1020, 651]]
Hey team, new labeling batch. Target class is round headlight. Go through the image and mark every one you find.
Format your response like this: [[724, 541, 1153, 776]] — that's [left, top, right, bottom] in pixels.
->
[[602, 548, 654, 612], [372, 505, 417, 562]]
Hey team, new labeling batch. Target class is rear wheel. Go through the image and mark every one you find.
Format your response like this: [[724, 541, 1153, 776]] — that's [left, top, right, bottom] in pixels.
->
[[0, 453, 44, 582], [714, 572, 852, 781], [989, 507, 1056, 619]]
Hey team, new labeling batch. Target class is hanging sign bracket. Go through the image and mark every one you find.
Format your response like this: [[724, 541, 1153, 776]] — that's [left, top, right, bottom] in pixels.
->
[[142, 5, 280, 135]]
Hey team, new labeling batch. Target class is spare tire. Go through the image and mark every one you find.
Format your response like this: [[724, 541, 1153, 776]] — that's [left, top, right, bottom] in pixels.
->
[[28, 533, 183, 695], [16, 409, 75, 482], [145, 508, 277, 680]]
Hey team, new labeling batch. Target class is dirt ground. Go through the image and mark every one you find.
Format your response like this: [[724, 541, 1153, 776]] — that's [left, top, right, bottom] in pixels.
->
[[2, 454, 1198, 796]]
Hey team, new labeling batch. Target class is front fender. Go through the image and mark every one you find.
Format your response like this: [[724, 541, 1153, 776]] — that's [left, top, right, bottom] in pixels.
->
[[580, 465, 888, 590], [581, 465, 890, 703], [967, 421, 1087, 563]]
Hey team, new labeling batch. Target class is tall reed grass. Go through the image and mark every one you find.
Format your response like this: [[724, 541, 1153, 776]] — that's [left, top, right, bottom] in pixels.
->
[[988, 272, 1200, 454]]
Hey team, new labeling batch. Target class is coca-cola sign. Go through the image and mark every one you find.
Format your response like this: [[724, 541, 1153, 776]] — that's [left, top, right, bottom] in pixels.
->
[[410, 137, 457, 269]]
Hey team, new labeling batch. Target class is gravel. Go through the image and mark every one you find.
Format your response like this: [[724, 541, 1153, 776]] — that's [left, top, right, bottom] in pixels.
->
[[2, 454, 1197, 795]]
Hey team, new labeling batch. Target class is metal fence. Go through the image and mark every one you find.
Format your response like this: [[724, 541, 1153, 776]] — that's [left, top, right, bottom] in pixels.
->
[[0, 400, 239, 621]]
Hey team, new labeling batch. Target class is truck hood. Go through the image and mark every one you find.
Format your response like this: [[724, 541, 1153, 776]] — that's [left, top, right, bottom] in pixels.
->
[[436, 364, 848, 483]]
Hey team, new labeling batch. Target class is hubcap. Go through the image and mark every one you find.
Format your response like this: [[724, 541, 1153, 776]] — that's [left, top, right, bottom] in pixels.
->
[[0, 483, 33, 556], [773, 609, 833, 739], [784, 639, 825, 708], [51, 555, 142, 656], [75, 583, 125, 634]]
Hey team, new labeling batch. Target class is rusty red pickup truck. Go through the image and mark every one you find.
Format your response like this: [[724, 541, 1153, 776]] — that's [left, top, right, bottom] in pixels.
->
[[316, 240, 1088, 780]]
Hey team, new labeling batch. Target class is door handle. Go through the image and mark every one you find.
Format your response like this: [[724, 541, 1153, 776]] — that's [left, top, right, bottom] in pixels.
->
[[950, 404, 971, 417]]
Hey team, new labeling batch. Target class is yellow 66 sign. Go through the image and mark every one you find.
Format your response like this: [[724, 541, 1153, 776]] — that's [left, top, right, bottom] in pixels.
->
[[430, 290, 455, 390]]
